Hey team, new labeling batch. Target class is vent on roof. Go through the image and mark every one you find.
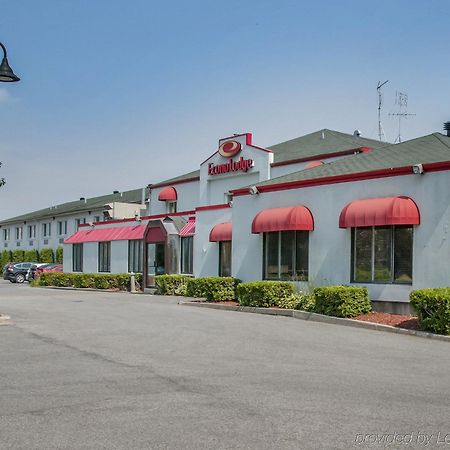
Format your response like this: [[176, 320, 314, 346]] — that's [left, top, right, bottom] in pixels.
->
[[80, 197, 86, 202], [444, 122, 450, 137], [353, 130, 361, 137], [113, 190, 120, 194]]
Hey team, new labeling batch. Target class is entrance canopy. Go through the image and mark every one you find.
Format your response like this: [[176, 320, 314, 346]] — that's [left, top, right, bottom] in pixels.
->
[[251, 206, 314, 234], [65, 224, 146, 243], [339, 196, 420, 228], [209, 222, 232, 242]]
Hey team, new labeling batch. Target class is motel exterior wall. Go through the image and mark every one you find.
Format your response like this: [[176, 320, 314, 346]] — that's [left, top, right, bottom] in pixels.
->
[[149, 181, 199, 216], [231, 169, 450, 304]]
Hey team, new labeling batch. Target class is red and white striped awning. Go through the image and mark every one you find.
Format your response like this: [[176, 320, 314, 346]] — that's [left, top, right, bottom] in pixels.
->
[[180, 217, 196, 237]]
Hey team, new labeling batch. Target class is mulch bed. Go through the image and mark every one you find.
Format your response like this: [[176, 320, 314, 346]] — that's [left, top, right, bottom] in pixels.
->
[[354, 312, 419, 330], [206, 301, 420, 330]]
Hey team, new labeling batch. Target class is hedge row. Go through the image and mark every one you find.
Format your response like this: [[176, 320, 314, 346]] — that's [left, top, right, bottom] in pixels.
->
[[1, 247, 63, 266], [155, 275, 239, 301], [155, 275, 370, 318], [35, 272, 142, 291], [410, 288, 450, 335]]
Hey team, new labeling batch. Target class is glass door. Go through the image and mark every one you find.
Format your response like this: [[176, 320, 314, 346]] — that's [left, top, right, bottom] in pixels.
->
[[146, 242, 165, 287]]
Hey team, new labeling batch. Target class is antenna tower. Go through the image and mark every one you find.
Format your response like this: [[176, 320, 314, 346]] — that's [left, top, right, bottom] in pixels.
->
[[389, 91, 416, 143], [377, 80, 389, 142]]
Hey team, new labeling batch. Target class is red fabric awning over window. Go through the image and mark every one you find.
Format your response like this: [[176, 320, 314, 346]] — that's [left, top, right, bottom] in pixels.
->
[[209, 222, 232, 242], [64, 225, 146, 244], [180, 217, 196, 237], [251, 206, 314, 234], [158, 186, 177, 201], [339, 196, 420, 228]]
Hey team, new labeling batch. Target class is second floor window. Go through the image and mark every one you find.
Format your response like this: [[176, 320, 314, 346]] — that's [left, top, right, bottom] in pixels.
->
[[42, 223, 51, 237], [3, 228, 10, 241], [58, 221, 67, 235], [27, 225, 36, 239], [15, 227, 23, 240]]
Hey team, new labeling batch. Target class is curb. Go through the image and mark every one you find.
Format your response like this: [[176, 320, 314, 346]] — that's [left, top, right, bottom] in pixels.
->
[[35, 286, 131, 293], [179, 301, 450, 343]]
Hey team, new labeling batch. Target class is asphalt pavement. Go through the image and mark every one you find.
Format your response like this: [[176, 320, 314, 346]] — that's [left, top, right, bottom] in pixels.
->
[[0, 280, 449, 450]]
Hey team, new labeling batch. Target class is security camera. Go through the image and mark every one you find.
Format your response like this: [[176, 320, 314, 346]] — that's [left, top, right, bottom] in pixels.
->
[[134, 211, 142, 222], [249, 185, 259, 195], [412, 163, 424, 175]]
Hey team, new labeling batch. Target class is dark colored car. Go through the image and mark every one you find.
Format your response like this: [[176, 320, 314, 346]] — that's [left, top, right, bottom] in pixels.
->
[[3, 262, 35, 283]]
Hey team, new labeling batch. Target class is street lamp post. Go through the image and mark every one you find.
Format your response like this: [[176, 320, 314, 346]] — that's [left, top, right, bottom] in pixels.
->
[[0, 42, 20, 82]]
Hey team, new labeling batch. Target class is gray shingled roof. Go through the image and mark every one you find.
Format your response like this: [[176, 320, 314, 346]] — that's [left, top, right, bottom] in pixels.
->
[[150, 170, 200, 188], [0, 188, 147, 225], [255, 133, 450, 187], [268, 129, 384, 163]]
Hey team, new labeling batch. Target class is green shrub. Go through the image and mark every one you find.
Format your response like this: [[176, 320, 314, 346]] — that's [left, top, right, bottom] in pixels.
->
[[410, 288, 450, 335], [24, 249, 39, 262], [12, 250, 25, 262], [39, 248, 54, 263], [237, 281, 296, 308], [186, 277, 239, 301], [36, 272, 142, 291], [313, 286, 371, 318], [293, 292, 316, 311], [55, 246, 63, 264], [0, 250, 12, 268], [155, 275, 190, 296]]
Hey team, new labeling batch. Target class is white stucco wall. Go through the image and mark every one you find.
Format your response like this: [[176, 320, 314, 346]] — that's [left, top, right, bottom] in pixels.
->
[[149, 180, 199, 215], [231, 170, 450, 303], [194, 207, 232, 277]]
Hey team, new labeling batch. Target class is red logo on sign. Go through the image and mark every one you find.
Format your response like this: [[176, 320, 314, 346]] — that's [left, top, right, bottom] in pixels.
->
[[219, 140, 241, 158]]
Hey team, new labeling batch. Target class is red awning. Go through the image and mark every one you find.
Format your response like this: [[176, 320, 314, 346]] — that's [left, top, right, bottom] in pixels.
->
[[180, 217, 196, 237], [209, 222, 232, 242], [305, 160, 324, 169], [339, 196, 420, 228], [252, 206, 314, 233], [158, 186, 177, 201], [64, 225, 146, 244]]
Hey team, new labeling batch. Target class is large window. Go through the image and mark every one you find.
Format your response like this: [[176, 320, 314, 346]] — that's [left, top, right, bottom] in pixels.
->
[[263, 231, 309, 281], [181, 236, 193, 275], [352, 226, 413, 284], [128, 239, 143, 273], [73, 244, 83, 272], [219, 241, 232, 277], [98, 242, 111, 272]]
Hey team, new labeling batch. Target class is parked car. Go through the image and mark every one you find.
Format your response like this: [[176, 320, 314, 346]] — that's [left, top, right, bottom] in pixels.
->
[[34, 263, 63, 278], [3, 262, 36, 283], [27, 263, 52, 282]]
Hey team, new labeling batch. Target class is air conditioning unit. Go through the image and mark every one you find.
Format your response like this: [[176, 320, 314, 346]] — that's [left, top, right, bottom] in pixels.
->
[[59, 238, 64, 244], [43, 239, 49, 245], [29, 241, 34, 246]]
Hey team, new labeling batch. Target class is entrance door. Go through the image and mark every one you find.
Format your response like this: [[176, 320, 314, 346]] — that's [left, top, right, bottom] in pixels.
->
[[146, 242, 165, 287]]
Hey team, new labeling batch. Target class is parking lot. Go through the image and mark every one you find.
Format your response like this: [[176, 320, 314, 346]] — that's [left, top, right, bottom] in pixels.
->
[[0, 280, 449, 449]]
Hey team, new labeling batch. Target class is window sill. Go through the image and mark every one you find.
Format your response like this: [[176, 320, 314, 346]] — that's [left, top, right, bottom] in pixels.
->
[[351, 281, 412, 286]]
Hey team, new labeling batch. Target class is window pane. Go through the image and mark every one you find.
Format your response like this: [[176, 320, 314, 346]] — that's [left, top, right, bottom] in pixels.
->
[[295, 231, 309, 281], [394, 226, 413, 283], [264, 232, 279, 280], [98, 242, 111, 272], [219, 241, 231, 277], [128, 240, 143, 273], [280, 231, 295, 280], [354, 227, 373, 282], [181, 237, 193, 274], [374, 227, 392, 282]]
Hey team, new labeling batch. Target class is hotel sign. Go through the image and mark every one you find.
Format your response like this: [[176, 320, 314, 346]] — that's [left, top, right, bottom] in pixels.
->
[[209, 140, 254, 176]]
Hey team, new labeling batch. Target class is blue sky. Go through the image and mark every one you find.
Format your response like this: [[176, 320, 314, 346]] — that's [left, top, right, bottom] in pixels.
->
[[0, 0, 448, 219]]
